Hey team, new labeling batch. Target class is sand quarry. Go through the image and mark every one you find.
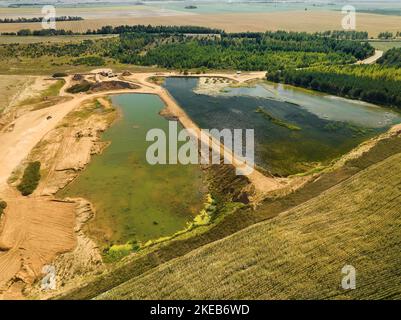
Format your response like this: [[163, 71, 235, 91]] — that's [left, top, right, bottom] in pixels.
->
[[0, 70, 292, 299], [1, 67, 399, 299]]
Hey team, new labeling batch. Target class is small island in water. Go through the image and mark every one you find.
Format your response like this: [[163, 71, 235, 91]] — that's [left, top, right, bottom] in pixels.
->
[[185, 5, 198, 10]]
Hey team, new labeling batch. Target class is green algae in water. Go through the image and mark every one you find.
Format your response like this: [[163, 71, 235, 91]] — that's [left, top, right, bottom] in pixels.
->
[[163, 77, 399, 176], [58, 94, 204, 246]]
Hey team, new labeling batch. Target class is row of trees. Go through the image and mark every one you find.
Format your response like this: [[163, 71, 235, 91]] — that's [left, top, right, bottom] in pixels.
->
[[15, 28, 76, 36], [267, 66, 401, 108], [378, 31, 401, 39], [85, 25, 223, 35], [0, 16, 83, 23]]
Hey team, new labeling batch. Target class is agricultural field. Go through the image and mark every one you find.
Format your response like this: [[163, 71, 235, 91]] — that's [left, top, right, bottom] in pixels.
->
[[1, 9, 401, 37], [369, 40, 401, 52]]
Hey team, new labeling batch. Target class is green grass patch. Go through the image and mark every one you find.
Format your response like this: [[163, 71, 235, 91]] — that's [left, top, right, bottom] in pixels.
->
[[103, 242, 140, 263], [255, 107, 302, 131], [42, 79, 65, 97], [17, 161, 41, 196], [71, 56, 105, 67]]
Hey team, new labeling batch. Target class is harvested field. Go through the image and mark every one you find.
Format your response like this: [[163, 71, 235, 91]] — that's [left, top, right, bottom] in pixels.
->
[[0, 11, 400, 37]]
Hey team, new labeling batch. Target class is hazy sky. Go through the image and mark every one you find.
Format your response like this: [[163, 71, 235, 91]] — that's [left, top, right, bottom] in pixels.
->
[[1, 0, 400, 6]]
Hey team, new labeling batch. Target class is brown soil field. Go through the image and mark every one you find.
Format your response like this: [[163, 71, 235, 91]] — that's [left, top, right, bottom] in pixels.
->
[[0, 11, 400, 37]]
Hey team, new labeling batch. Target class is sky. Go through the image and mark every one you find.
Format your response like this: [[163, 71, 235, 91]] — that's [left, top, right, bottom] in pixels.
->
[[0, 0, 400, 7]]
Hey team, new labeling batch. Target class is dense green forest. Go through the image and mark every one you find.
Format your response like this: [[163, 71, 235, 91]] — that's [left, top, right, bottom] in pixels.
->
[[120, 39, 354, 71], [116, 31, 373, 70], [378, 48, 401, 68], [0, 28, 374, 72], [115, 29, 374, 66], [267, 63, 401, 108]]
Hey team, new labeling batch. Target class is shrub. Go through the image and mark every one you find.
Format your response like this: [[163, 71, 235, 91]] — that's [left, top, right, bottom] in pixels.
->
[[0, 200, 7, 217], [71, 56, 105, 66], [66, 81, 91, 94], [52, 72, 68, 78], [17, 161, 41, 196]]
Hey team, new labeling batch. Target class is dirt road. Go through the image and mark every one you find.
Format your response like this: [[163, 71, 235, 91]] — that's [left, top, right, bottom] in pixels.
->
[[356, 50, 384, 65]]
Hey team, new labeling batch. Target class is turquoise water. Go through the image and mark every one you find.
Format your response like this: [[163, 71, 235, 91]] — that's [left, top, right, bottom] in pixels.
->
[[58, 94, 204, 246]]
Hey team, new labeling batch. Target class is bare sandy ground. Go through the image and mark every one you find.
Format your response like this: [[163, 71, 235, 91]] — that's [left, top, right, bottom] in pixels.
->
[[0, 11, 400, 37], [0, 196, 76, 299]]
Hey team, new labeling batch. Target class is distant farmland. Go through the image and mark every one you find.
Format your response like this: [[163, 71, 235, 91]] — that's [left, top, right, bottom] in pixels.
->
[[0, 10, 401, 37]]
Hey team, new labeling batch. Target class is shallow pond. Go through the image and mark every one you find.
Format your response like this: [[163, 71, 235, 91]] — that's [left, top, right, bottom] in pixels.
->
[[163, 77, 401, 176], [58, 94, 204, 246]]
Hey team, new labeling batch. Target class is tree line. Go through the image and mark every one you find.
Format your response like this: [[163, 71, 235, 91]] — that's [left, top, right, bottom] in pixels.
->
[[378, 31, 401, 39], [267, 65, 401, 108], [111, 31, 374, 70], [0, 30, 373, 68], [0, 16, 83, 23]]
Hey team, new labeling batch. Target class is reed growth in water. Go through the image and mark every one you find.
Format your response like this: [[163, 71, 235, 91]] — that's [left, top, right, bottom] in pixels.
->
[[255, 107, 302, 131]]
